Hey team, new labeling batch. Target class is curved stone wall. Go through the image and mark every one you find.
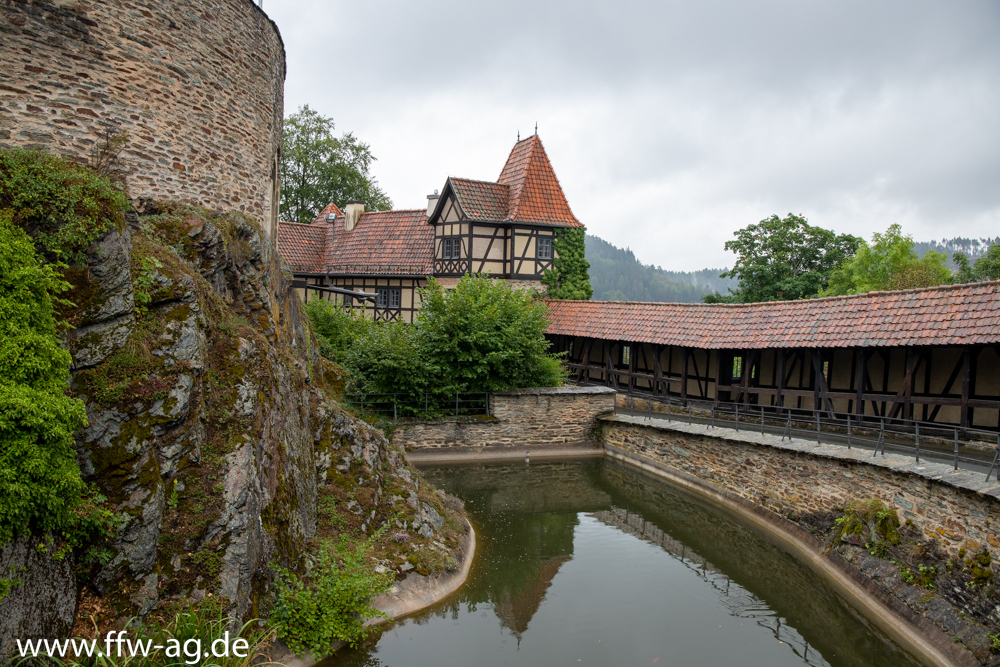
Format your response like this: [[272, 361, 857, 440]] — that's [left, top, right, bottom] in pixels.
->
[[0, 0, 285, 238]]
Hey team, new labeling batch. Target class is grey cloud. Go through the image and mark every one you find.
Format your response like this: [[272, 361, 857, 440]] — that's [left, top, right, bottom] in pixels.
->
[[268, 0, 1000, 270]]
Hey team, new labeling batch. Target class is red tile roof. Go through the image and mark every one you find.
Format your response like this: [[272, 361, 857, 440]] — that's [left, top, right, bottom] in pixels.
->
[[450, 178, 509, 221], [498, 136, 582, 228], [278, 210, 434, 276], [326, 210, 434, 275], [445, 136, 583, 228], [544, 281, 1000, 349], [276, 221, 326, 273], [312, 202, 344, 224]]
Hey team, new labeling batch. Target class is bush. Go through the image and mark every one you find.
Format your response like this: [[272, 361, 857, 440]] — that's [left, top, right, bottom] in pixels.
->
[[304, 276, 566, 403], [273, 535, 394, 655], [0, 148, 128, 264], [303, 298, 366, 363], [341, 318, 439, 398], [416, 275, 567, 392], [0, 212, 89, 545]]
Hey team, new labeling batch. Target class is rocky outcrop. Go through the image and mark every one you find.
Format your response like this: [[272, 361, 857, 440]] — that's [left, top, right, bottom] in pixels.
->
[[0, 203, 464, 656], [60, 204, 442, 626]]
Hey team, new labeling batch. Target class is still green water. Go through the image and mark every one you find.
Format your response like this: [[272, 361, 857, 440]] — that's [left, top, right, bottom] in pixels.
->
[[326, 459, 923, 667]]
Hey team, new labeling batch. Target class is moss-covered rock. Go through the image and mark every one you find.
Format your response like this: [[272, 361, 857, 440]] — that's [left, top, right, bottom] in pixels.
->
[[65, 203, 463, 631]]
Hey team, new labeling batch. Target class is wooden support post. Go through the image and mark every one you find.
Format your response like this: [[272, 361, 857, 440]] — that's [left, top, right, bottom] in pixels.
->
[[961, 347, 971, 429], [681, 348, 690, 401], [627, 340, 634, 394], [777, 349, 786, 408], [855, 348, 866, 417], [713, 350, 722, 406], [653, 345, 663, 397]]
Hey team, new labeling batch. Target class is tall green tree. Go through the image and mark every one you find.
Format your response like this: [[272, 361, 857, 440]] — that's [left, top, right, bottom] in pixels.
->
[[705, 214, 861, 303], [542, 227, 593, 299], [825, 224, 952, 295], [280, 105, 392, 224], [953, 243, 1000, 284]]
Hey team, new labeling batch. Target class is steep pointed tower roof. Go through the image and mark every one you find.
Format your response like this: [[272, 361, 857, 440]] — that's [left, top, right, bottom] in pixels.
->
[[497, 136, 583, 227]]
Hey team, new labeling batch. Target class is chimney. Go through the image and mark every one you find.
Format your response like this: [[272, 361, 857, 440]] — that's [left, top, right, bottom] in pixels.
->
[[426, 189, 439, 217], [344, 201, 364, 231]]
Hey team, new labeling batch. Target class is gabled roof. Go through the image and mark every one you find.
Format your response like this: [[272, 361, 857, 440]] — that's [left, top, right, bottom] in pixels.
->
[[440, 135, 583, 228], [544, 281, 1000, 349], [312, 202, 343, 223], [276, 221, 326, 273], [321, 209, 434, 276], [498, 136, 581, 227], [449, 178, 509, 221]]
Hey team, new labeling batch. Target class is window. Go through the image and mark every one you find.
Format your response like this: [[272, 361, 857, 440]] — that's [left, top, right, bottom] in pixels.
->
[[537, 237, 553, 259], [389, 288, 401, 309], [442, 238, 462, 259], [732, 356, 743, 378], [343, 294, 353, 308], [621, 344, 630, 366], [376, 288, 388, 308]]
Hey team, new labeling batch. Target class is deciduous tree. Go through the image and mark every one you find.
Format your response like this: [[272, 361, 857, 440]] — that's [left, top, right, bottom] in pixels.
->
[[280, 105, 392, 224], [705, 214, 861, 303], [953, 243, 1000, 284], [825, 224, 952, 295]]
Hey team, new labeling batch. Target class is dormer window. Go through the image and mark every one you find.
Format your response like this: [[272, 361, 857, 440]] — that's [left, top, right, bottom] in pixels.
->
[[538, 237, 553, 259], [442, 238, 462, 259]]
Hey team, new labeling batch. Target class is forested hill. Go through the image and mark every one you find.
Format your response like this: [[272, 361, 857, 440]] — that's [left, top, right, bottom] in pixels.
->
[[585, 235, 734, 303], [915, 236, 1000, 268]]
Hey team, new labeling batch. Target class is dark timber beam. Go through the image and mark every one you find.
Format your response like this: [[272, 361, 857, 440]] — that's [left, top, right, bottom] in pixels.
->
[[681, 348, 690, 401]]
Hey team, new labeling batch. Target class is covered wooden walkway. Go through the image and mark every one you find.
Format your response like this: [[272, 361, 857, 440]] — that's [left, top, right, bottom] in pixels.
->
[[544, 281, 1000, 431]]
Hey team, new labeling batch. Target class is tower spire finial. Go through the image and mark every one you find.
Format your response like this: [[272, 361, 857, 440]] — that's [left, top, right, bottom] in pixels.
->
[[517, 130, 520, 142], [534, 122, 538, 136]]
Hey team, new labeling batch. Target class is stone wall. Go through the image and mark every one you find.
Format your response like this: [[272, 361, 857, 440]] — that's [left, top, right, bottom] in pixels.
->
[[601, 415, 1000, 559], [393, 386, 616, 450], [0, 0, 285, 238]]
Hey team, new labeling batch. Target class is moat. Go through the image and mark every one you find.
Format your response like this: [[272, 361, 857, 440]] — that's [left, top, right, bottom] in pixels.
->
[[323, 459, 923, 667]]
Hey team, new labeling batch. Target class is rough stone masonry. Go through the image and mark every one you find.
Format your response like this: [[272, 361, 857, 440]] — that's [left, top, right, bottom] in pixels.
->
[[0, 0, 285, 237], [393, 386, 617, 451], [601, 414, 1000, 560]]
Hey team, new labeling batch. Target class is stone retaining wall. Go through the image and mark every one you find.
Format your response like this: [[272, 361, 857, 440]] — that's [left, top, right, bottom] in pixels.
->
[[601, 414, 1000, 560], [0, 0, 285, 237], [392, 386, 616, 450]]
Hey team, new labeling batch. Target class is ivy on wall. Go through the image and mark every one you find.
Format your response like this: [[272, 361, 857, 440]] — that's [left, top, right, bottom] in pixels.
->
[[542, 227, 593, 300]]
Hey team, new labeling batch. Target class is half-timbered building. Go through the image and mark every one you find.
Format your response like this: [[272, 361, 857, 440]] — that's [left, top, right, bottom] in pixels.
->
[[544, 282, 1000, 431], [276, 135, 583, 321]]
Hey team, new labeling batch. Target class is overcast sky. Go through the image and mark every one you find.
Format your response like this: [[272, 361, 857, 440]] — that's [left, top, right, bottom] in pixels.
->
[[266, 0, 1000, 271]]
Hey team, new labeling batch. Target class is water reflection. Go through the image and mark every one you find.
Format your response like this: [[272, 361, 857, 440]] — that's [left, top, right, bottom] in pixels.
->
[[323, 460, 922, 667]]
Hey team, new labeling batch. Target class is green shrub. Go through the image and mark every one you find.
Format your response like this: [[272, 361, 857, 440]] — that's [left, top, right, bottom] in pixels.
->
[[304, 298, 367, 363], [0, 148, 128, 264], [273, 535, 394, 655], [0, 212, 89, 545], [305, 276, 566, 404], [416, 275, 567, 392], [342, 318, 439, 398]]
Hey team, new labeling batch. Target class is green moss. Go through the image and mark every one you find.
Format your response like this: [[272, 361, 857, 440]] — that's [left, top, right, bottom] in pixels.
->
[[835, 499, 900, 557]]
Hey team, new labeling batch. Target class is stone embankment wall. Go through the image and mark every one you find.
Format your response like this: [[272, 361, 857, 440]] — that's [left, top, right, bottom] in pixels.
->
[[0, 0, 285, 237], [393, 386, 616, 450], [601, 415, 1000, 560]]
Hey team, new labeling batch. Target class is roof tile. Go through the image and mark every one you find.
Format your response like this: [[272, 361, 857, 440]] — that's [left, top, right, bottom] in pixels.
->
[[544, 282, 1000, 349]]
